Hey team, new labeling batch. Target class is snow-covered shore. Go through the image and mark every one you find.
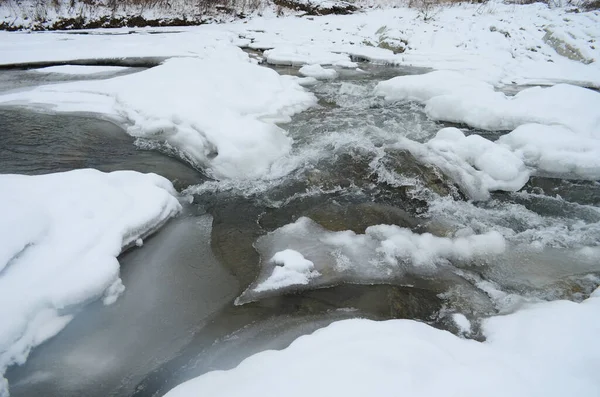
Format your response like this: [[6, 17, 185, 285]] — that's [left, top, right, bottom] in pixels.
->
[[0, 170, 181, 396], [166, 289, 600, 397]]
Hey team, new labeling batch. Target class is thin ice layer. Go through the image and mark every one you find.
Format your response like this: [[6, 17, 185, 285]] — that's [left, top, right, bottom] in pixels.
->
[[0, 52, 317, 179], [0, 169, 181, 396], [165, 289, 600, 397]]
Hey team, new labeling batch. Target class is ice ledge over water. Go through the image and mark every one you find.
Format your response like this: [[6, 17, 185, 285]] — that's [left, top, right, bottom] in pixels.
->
[[0, 48, 317, 180], [0, 169, 181, 397]]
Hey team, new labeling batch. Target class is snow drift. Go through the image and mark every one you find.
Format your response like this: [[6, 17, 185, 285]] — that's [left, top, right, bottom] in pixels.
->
[[166, 288, 600, 397]]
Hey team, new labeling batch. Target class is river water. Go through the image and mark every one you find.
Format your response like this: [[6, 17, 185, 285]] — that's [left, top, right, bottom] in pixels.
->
[[1, 62, 599, 397]]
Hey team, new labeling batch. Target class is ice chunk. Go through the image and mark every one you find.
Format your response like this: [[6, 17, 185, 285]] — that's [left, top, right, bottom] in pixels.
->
[[299, 64, 338, 80], [254, 249, 320, 292], [0, 169, 181, 396], [236, 217, 506, 304], [164, 293, 600, 397]]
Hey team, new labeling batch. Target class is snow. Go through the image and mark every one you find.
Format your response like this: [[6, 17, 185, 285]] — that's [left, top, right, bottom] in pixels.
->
[[31, 65, 130, 75], [0, 169, 181, 396], [378, 71, 600, 186], [165, 289, 600, 397], [254, 249, 320, 292], [499, 123, 600, 180], [374, 70, 493, 102], [237, 217, 506, 303], [410, 127, 531, 199], [263, 46, 357, 67], [0, 52, 317, 179], [452, 313, 471, 335], [298, 64, 338, 79]]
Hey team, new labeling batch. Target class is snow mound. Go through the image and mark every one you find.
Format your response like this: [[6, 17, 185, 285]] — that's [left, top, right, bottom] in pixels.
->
[[32, 65, 130, 75], [0, 169, 181, 396], [165, 291, 600, 397], [0, 52, 317, 180], [418, 128, 530, 199], [237, 217, 506, 303], [298, 64, 338, 79], [377, 72, 600, 135], [374, 70, 493, 102], [498, 123, 600, 180], [263, 46, 357, 67], [378, 71, 600, 183], [254, 249, 320, 292]]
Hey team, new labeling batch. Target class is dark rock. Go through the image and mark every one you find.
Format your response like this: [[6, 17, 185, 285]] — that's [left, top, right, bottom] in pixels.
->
[[273, 0, 358, 15]]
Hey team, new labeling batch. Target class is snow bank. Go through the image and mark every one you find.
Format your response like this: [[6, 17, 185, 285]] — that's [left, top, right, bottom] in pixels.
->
[[254, 249, 320, 292], [237, 217, 506, 303], [32, 65, 130, 75], [0, 169, 181, 396], [165, 290, 600, 397], [0, 52, 317, 179], [376, 73, 600, 134], [263, 46, 357, 67], [298, 64, 338, 79], [374, 70, 493, 102], [378, 71, 600, 183]]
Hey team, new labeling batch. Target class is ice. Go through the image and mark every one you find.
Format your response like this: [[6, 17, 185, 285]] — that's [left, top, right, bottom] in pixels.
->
[[0, 53, 317, 179], [165, 289, 600, 397], [31, 65, 130, 75], [0, 169, 181, 396], [254, 249, 320, 292], [237, 217, 506, 303], [298, 64, 338, 80]]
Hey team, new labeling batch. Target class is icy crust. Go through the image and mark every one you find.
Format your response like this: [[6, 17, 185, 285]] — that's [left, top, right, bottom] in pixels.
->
[[0, 169, 181, 396], [236, 217, 505, 304], [32, 65, 130, 75], [377, 72, 600, 186], [0, 51, 317, 179], [166, 290, 600, 397]]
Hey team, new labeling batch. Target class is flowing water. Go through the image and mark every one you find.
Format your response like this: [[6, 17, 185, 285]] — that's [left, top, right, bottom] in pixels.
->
[[1, 62, 599, 397]]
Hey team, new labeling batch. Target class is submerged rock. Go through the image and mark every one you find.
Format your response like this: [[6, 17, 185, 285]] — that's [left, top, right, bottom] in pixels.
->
[[383, 148, 466, 200]]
